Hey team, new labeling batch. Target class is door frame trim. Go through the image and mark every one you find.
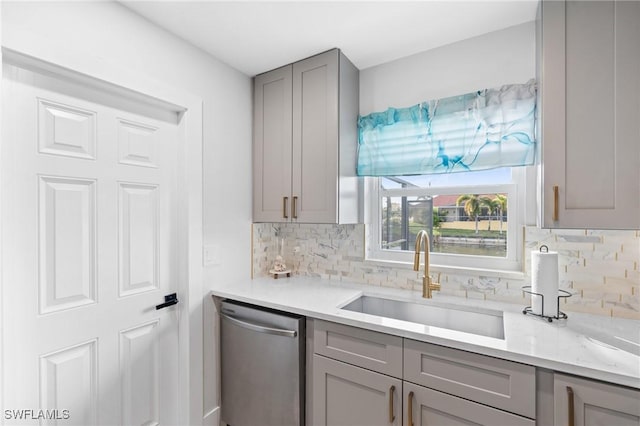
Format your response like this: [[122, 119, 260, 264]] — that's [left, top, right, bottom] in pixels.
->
[[0, 47, 204, 425]]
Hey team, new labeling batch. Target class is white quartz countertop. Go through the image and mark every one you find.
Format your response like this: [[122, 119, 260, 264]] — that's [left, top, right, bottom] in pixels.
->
[[210, 276, 640, 389]]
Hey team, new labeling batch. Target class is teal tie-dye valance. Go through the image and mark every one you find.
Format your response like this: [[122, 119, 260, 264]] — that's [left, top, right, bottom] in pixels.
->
[[356, 80, 536, 176]]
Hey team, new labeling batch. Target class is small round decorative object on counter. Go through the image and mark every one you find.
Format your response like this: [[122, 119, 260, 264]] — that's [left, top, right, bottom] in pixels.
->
[[269, 268, 291, 279]]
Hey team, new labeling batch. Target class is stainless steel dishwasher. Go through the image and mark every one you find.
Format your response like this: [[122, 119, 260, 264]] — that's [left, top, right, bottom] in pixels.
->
[[220, 300, 305, 426]]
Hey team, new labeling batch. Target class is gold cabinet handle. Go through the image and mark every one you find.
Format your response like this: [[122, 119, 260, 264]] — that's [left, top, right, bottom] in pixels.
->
[[292, 196, 298, 219], [553, 185, 559, 221], [388, 385, 395, 423], [283, 197, 288, 219], [567, 386, 574, 426], [408, 390, 414, 426]]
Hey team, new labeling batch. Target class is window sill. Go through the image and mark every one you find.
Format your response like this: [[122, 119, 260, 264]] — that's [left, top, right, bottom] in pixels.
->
[[364, 257, 526, 281]]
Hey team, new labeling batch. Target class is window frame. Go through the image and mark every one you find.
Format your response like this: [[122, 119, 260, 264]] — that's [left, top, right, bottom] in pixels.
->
[[364, 167, 528, 273]]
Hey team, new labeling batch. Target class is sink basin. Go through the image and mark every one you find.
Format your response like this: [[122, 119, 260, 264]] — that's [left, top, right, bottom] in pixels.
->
[[341, 295, 505, 339]]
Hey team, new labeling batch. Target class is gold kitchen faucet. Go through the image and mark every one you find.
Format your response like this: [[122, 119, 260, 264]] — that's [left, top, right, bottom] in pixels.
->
[[413, 230, 441, 298]]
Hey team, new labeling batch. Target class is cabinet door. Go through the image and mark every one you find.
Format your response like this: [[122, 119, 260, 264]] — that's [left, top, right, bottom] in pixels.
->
[[540, 0, 640, 229], [292, 50, 339, 223], [253, 65, 293, 222], [554, 374, 640, 426], [313, 354, 401, 426], [403, 382, 534, 426]]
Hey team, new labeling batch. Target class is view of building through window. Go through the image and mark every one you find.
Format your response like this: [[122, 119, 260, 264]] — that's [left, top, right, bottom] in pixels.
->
[[381, 193, 508, 257], [379, 169, 511, 258]]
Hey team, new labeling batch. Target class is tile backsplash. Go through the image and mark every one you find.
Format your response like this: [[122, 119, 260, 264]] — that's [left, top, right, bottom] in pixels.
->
[[252, 224, 640, 319]]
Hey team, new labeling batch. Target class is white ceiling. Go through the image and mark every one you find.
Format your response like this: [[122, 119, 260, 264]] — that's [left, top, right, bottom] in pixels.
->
[[123, 1, 538, 76]]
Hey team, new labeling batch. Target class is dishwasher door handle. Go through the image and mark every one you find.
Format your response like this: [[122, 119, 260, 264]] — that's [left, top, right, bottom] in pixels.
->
[[220, 312, 298, 338]]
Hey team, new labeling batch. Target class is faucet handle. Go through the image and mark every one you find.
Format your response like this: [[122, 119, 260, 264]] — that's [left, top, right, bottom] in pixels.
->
[[423, 272, 441, 299], [431, 272, 442, 291]]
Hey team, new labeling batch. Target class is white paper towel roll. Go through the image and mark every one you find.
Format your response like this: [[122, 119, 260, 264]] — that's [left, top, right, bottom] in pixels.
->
[[531, 247, 559, 317]]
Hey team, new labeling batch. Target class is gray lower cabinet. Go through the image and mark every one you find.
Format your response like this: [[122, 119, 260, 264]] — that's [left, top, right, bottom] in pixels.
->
[[312, 321, 536, 426], [312, 320, 640, 426], [403, 381, 534, 426], [313, 354, 401, 426], [554, 374, 640, 426]]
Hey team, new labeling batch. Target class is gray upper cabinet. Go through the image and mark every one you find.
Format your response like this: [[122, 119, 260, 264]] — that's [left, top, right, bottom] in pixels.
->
[[554, 374, 640, 426], [539, 0, 640, 229], [253, 65, 293, 222], [253, 49, 359, 224]]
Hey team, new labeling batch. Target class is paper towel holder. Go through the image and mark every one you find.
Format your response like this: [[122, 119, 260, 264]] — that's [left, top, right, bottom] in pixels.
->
[[522, 286, 571, 322]]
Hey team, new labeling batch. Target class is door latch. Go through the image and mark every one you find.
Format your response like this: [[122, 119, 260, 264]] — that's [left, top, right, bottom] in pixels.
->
[[155, 293, 178, 310]]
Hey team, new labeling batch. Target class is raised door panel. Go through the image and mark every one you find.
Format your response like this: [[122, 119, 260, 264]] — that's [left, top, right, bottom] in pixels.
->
[[37, 99, 97, 160], [38, 176, 97, 314], [541, 0, 640, 228], [404, 382, 534, 426], [40, 340, 98, 425], [117, 118, 158, 168], [313, 354, 401, 426], [120, 321, 160, 426], [253, 65, 293, 222], [118, 182, 159, 297], [554, 374, 640, 426], [292, 50, 339, 223]]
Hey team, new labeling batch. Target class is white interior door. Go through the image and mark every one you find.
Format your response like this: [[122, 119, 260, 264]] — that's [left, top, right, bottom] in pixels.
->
[[1, 63, 182, 425]]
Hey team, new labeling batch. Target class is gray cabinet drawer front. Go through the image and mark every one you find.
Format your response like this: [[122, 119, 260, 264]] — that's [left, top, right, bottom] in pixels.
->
[[404, 381, 535, 426], [404, 339, 536, 418], [314, 320, 403, 377]]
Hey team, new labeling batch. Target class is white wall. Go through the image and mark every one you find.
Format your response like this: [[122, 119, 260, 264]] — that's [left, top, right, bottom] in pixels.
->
[[360, 21, 535, 114], [2, 2, 252, 424]]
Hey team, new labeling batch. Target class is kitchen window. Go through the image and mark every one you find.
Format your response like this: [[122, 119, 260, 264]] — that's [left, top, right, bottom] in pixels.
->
[[365, 166, 527, 272], [358, 81, 536, 273]]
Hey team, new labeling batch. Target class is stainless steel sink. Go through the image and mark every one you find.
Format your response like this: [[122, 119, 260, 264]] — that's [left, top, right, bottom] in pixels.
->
[[341, 295, 505, 339]]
